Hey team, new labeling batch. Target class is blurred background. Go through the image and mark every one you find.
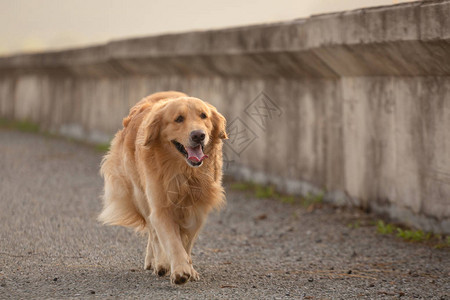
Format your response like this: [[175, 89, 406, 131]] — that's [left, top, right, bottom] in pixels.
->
[[0, 0, 416, 56], [1, 0, 449, 298]]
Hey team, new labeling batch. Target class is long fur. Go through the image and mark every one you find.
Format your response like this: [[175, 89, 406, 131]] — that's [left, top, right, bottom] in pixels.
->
[[98, 91, 227, 284]]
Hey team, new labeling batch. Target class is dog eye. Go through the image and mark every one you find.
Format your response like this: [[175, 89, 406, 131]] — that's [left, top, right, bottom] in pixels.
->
[[175, 115, 184, 123], [200, 113, 207, 119]]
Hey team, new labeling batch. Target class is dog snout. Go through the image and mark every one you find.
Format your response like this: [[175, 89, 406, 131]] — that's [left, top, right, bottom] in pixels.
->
[[190, 130, 205, 144]]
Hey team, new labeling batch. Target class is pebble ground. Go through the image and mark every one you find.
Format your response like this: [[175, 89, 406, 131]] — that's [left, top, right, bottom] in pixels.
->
[[0, 129, 448, 299]]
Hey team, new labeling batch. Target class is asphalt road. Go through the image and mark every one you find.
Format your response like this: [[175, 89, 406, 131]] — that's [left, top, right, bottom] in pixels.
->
[[0, 129, 449, 299]]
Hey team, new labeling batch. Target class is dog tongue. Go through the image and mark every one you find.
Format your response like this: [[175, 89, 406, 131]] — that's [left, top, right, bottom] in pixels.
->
[[186, 145, 208, 162]]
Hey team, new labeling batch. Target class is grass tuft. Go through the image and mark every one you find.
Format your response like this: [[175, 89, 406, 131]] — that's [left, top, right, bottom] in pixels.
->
[[280, 195, 295, 204], [375, 219, 449, 248], [347, 221, 361, 229], [230, 180, 325, 211], [396, 228, 432, 242], [302, 192, 324, 207], [255, 185, 275, 199], [0, 118, 40, 133], [230, 182, 254, 191], [0, 117, 111, 154], [376, 220, 395, 235], [95, 143, 110, 153]]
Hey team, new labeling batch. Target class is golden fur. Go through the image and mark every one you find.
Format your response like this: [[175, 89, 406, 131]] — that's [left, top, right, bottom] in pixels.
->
[[98, 91, 227, 284]]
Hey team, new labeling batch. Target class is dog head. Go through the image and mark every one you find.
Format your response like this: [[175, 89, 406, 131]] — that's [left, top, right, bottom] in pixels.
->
[[143, 97, 227, 167]]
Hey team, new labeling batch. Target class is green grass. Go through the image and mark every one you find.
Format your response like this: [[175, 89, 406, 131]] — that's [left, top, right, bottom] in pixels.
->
[[347, 221, 361, 229], [279, 195, 295, 204], [376, 220, 395, 234], [95, 143, 110, 153], [396, 228, 432, 242], [255, 185, 275, 198], [0, 118, 40, 133], [435, 236, 450, 249], [230, 179, 449, 248], [230, 180, 324, 209], [302, 192, 324, 207], [230, 182, 254, 191], [375, 219, 449, 248], [230, 182, 277, 198], [0, 117, 111, 154]]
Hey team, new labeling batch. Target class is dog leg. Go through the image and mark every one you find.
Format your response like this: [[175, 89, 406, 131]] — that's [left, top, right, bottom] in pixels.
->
[[150, 211, 197, 284], [182, 231, 200, 281], [183, 218, 205, 258], [149, 229, 170, 276], [181, 217, 206, 281], [144, 232, 154, 270]]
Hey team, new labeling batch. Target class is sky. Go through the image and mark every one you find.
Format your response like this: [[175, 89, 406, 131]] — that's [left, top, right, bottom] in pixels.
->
[[0, 0, 416, 56]]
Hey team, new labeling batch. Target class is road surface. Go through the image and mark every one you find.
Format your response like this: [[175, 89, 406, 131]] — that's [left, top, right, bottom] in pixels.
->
[[0, 129, 448, 299]]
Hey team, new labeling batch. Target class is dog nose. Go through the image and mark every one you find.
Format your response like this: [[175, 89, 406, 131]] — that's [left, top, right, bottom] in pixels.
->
[[190, 130, 205, 144]]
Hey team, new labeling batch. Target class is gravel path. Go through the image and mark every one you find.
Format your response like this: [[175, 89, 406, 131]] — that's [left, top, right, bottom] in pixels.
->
[[0, 129, 449, 299]]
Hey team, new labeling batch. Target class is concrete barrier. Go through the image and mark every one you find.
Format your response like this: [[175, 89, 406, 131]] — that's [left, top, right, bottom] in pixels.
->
[[1, 1, 449, 233]]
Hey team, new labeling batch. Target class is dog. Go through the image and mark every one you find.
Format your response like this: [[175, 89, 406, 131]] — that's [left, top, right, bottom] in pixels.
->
[[98, 91, 227, 284]]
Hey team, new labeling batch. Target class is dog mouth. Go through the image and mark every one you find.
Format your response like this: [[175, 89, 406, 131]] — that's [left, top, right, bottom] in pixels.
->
[[171, 140, 208, 167]]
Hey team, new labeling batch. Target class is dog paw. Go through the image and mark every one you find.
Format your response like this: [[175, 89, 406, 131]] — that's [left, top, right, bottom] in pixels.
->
[[190, 268, 200, 281], [154, 265, 169, 277], [144, 253, 154, 270], [170, 263, 198, 285], [144, 259, 153, 270], [144, 263, 152, 270]]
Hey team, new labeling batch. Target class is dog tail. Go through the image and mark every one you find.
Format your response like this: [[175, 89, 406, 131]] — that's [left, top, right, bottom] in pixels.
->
[[98, 152, 146, 232]]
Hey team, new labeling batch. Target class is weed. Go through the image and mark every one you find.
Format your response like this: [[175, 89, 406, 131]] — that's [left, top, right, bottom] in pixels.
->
[[16, 121, 40, 133], [230, 180, 326, 209], [255, 185, 275, 198], [375, 219, 449, 248], [230, 182, 277, 199], [433, 236, 450, 249], [396, 228, 431, 242], [376, 220, 395, 234], [95, 143, 110, 153], [280, 195, 295, 204], [230, 182, 254, 191], [0, 118, 40, 133], [1, 117, 112, 155], [368, 220, 378, 226], [301, 192, 324, 207], [347, 221, 361, 229]]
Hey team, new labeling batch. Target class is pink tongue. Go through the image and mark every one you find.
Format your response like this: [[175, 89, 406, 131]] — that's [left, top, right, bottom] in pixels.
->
[[186, 145, 208, 162]]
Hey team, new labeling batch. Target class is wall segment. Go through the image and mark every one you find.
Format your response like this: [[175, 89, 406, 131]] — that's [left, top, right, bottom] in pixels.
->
[[1, 0, 449, 232]]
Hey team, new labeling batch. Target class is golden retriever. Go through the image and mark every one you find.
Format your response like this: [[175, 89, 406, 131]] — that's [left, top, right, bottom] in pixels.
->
[[98, 91, 227, 284]]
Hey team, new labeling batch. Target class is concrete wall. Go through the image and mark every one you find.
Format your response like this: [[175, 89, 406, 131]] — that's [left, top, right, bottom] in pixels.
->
[[1, 1, 449, 233]]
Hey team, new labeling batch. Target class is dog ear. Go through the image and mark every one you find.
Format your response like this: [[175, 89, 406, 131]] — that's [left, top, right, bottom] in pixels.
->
[[141, 103, 166, 146], [209, 105, 228, 140]]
